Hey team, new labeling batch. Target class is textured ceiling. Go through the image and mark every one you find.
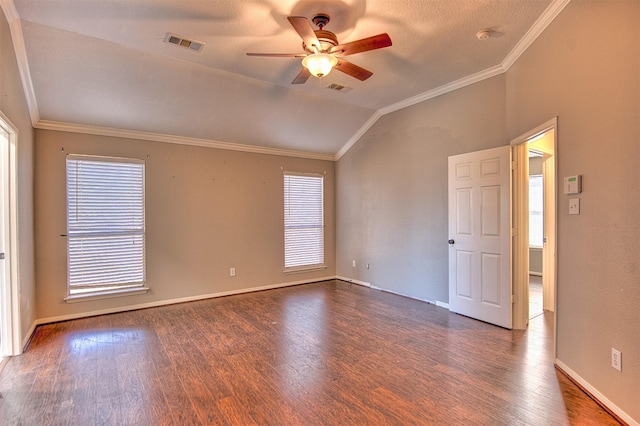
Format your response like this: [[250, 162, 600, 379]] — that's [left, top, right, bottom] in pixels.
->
[[6, 0, 558, 157]]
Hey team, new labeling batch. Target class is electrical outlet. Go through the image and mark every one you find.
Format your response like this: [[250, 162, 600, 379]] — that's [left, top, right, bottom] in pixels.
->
[[230, 267, 236, 277], [611, 348, 621, 371], [352, 260, 356, 267]]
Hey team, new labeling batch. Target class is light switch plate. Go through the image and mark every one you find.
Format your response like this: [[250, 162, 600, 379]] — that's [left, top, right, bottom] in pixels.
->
[[569, 198, 580, 215]]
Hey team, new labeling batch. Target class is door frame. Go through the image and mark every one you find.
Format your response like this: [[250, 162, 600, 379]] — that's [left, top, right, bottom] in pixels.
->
[[540, 150, 556, 312], [510, 117, 558, 331], [0, 111, 21, 357]]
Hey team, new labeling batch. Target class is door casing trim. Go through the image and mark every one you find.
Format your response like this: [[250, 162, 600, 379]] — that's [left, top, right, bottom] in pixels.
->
[[510, 117, 558, 334], [0, 110, 21, 356]]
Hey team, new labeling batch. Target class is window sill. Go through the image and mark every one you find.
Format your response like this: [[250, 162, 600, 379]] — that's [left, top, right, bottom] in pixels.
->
[[284, 265, 328, 275], [64, 287, 149, 303]]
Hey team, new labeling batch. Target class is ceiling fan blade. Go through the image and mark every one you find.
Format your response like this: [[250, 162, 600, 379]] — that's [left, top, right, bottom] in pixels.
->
[[330, 33, 392, 56], [246, 53, 306, 58], [334, 58, 373, 81], [291, 67, 311, 84], [292, 67, 311, 84], [287, 16, 321, 52]]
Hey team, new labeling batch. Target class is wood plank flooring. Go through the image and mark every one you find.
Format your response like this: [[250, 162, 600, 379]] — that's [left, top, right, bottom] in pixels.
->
[[529, 275, 544, 319], [0, 280, 620, 425]]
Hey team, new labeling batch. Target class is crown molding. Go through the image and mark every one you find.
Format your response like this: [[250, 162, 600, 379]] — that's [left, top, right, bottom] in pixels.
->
[[35, 120, 336, 161], [336, 0, 571, 161], [378, 64, 506, 117], [502, 0, 571, 70], [4, 0, 570, 163], [334, 110, 382, 160], [334, 64, 506, 161], [0, 0, 17, 21], [0, 0, 40, 127]]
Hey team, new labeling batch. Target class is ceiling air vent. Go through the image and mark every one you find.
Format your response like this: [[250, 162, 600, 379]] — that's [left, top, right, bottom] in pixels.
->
[[164, 33, 204, 52], [325, 83, 352, 93]]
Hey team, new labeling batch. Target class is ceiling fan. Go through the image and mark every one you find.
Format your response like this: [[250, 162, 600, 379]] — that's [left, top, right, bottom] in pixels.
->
[[247, 14, 392, 84]]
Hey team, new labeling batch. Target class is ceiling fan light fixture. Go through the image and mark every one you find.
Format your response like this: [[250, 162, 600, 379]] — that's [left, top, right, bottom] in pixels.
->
[[302, 53, 338, 78]]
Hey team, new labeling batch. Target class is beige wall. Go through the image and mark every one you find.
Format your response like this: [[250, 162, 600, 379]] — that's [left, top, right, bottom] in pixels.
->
[[1, 6, 36, 346], [35, 130, 335, 320], [336, 75, 507, 302], [506, 0, 639, 420], [337, 0, 638, 421]]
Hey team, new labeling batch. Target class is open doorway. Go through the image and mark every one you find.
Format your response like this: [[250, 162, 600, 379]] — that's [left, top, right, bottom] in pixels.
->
[[528, 140, 558, 319], [527, 130, 556, 318], [528, 154, 544, 319], [511, 118, 557, 330]]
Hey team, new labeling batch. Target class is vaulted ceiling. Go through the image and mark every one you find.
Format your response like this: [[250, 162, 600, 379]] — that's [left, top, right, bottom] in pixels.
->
[[3, 0, 567, 159]]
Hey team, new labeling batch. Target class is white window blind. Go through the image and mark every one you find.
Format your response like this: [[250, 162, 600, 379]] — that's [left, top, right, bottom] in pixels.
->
[[66, 155, 145, 295], [529, 174, 544, 248], [284, 173, 324, 270]]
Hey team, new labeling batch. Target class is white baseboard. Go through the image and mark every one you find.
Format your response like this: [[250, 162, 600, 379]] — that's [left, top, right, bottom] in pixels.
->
[[26, 276, 451, 355], [30, 276, 450, 330], [33, 276, 335, 327], [371, 285, 447, 308], [435, 300, 450, 309], [22, 321, 38, 352], [555, 359, 638, 426], [336, 276, 449, 309], [335, 276, 371, 288]]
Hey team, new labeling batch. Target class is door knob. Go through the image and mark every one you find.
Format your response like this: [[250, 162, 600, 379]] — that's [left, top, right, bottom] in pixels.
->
[[448, 239, 455, 245]]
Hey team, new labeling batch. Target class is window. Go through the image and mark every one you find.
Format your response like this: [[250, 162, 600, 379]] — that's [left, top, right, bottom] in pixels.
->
[[66, 155, 146, 299], [529, 174, 544, 248], [284, 173, 325, 271]]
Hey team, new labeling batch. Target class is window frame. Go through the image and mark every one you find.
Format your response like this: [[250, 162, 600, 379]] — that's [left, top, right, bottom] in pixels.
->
[[64, 154, 148, 302], [283, 171, 326, 273]]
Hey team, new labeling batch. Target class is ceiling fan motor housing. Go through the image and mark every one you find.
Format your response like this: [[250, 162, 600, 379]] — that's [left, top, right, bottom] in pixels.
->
[[301, 14, 338, 53], [304, 30, 338, 53]]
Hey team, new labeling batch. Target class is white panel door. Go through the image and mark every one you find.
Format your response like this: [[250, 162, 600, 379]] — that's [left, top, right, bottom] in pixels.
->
[[448, 146, 512, 328]]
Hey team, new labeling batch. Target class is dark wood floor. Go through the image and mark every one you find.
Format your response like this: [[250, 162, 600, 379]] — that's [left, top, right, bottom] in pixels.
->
[[0, 280, 619, 425]]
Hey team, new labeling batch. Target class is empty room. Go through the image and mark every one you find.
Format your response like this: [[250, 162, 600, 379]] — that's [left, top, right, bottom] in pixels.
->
[[0, 0, 638, 424]]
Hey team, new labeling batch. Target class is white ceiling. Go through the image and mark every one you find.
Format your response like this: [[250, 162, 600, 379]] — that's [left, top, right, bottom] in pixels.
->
[[5, 0, 563, 158]]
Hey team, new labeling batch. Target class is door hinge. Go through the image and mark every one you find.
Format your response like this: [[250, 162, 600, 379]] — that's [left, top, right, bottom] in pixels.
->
[[511, 228, 517, 237], [511, 161, 517, 170], [511, 294, 515, 303]]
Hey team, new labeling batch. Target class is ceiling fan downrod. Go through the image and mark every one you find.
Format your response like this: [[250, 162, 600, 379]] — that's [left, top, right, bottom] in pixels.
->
[[311, 13, 330, 30]]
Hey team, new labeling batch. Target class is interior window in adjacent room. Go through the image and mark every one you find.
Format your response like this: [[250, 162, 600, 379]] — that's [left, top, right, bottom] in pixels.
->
[[529, 174, 544, 248], [283, 172, 325, 272], [65, 155, 147, 300]]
